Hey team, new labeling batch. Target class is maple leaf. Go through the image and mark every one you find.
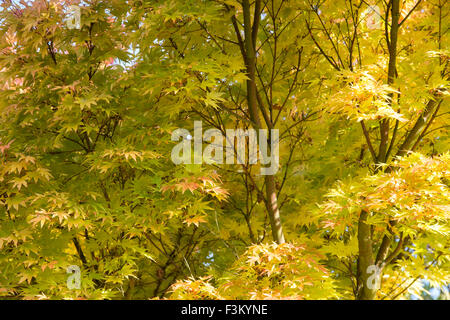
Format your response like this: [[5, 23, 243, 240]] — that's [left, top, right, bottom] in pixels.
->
[[183, 215, 207, 227]]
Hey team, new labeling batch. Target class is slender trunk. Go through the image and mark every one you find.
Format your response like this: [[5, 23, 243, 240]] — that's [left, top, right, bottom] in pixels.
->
[[357, 0, 400, 299], [378, 0, 400, 163], [242, 0, 285, 244], [265, 174, 285, 243], [356, 211, 376, 300]]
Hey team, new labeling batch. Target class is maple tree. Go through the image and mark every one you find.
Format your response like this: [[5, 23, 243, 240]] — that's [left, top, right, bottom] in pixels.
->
[[0, 0, 448, 300]]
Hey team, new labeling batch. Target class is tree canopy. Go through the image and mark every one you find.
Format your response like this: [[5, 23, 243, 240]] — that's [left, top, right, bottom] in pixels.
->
[[0, 0, 448, 300]]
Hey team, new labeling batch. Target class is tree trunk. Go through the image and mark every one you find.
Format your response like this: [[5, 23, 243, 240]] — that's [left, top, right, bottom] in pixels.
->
[[241, 0, 285, 244], [356, 211, 376, 300], [357, 0, 401, 300]]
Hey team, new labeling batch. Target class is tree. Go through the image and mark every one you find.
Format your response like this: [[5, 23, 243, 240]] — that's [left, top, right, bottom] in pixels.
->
[[0, 0, 448, 300]]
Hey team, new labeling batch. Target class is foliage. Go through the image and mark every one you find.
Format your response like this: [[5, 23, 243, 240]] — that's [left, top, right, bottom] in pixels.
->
[[0, 0, 448, 300]]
